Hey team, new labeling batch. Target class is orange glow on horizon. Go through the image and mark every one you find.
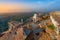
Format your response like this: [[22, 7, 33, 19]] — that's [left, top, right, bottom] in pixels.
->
[[0, 4, 20, 13], [0, 4, 32, 13]]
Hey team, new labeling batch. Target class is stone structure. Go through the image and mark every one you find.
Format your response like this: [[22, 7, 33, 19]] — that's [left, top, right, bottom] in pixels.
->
[[50, 11, 60, 40], [0, 21, 24, 40], [33, 14, 37, 22]]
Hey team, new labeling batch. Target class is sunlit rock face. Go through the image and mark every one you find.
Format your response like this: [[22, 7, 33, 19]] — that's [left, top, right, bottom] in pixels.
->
[[0, 21, 24, 40], [50, 11, 60, 37], [54, 11, 60, 16], [0, 27, 24, 40], [50, 16, 59, 27], [50, 11, 60, 26]]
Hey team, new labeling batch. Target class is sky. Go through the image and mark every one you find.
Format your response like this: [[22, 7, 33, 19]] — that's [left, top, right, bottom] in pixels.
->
[[0, 0, 60, 13]]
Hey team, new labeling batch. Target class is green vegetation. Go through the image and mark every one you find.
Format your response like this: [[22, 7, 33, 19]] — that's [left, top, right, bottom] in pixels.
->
[[48, 24, 55, 30]]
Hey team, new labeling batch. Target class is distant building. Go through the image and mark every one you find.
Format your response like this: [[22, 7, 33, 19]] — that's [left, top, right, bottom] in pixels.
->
[[50, 11, 60, 40]]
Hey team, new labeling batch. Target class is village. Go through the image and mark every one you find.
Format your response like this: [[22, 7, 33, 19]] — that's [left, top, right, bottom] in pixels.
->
[[0, 11, 60, 40]]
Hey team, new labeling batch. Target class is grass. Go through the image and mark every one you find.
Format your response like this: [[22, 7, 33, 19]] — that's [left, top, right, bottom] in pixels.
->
[[48, 24, 55, 30]]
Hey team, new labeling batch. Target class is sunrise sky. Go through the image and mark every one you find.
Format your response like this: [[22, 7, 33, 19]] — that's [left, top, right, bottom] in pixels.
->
[[0, 0, 60, 13]]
